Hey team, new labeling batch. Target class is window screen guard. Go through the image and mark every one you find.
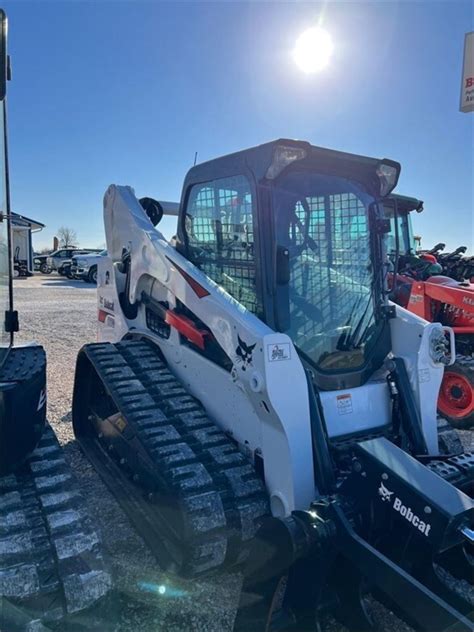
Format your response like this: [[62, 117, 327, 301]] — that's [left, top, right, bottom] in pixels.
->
[[273, 171, 380, 373], [184, 175, 260, 314]]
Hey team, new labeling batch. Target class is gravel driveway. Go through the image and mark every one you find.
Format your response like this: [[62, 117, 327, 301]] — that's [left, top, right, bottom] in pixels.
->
[[13, 274, 472, 632]]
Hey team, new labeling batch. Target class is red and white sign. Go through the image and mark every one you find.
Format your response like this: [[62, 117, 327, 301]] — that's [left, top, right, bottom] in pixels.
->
[[460, 32, 474, 113]]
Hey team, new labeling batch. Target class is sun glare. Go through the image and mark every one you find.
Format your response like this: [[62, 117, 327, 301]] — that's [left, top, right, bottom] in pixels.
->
[[293, 27, 334, 73]]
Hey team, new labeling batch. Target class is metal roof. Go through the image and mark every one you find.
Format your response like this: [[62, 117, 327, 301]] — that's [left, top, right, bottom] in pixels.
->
[[11, 212, 45, 230]]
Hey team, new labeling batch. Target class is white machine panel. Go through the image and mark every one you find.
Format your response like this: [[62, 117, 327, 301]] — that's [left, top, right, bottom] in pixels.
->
[[320, 379, 391, 438]]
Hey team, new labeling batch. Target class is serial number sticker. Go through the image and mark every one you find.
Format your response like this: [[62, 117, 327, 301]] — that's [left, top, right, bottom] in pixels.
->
[[418, 368, 430, 383], [267, 343, 291, 362], [336, 393, 353, 415]]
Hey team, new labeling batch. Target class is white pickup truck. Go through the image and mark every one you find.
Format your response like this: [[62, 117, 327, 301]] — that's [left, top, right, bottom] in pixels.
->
[[70, 250, 107, 283]]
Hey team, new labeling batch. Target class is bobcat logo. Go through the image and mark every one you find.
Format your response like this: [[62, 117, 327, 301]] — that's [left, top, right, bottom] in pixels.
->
[[235, 336, 256, 372], [378, 481, 394, 503]]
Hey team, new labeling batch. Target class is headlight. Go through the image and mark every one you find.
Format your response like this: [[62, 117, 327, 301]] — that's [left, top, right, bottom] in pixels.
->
[[376, 162, 400, 196], [76, 259, 88, 266], [266, 145, 307, 179]]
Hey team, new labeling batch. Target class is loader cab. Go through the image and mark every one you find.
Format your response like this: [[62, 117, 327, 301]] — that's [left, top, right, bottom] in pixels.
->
[[177, 140, 400, 390]]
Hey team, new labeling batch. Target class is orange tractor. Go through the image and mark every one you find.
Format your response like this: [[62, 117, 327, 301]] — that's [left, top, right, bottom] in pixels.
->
[[385, 194, 474, 429]]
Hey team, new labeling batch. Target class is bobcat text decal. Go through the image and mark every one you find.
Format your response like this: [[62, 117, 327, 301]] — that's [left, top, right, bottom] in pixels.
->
[[378, 480, 432, 536]]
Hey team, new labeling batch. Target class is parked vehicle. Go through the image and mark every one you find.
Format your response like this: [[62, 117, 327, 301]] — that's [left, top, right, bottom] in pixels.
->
[[33, 253, 51, 273], [71, 250, 107, 283], [57, 259, 74, 278], [46, 248, 100, 273]]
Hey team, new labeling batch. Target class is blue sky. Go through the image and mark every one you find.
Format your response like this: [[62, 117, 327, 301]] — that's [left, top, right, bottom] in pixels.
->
[[4, 1, 473, 251]]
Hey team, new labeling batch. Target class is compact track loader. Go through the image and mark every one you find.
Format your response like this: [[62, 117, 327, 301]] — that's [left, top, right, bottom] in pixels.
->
[[0, 11, 112, 630], [72, 140, 474, 631], [385, 194, 474, 429]]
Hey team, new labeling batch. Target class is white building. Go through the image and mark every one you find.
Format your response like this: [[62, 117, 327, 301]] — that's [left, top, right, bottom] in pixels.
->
[[12, 212, 45, 273]]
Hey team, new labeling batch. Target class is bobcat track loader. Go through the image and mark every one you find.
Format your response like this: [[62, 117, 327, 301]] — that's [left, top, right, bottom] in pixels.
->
[[0, 11, 112, 630], [72, 140, 474, 631]]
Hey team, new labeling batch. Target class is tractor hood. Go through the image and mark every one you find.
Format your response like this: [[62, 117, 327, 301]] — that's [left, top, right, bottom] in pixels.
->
[[427, 275, 474, 293]]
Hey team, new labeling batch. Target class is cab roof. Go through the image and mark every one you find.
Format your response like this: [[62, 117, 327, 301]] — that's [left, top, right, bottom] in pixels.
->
[[386, 193, 424, 214], [182, 138, 400, 199]]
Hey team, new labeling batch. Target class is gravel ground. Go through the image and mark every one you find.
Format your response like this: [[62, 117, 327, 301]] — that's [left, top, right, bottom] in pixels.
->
[[14, 275, 240, 632], [13, 274, 472, 632]]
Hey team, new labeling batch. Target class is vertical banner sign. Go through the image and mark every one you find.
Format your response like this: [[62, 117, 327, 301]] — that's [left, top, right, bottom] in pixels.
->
[[460, 32, 474, 113]]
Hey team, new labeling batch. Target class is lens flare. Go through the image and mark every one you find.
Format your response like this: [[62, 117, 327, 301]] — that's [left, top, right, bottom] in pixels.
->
[[137, 580, 186, 598], [293, 27, 334, 73]]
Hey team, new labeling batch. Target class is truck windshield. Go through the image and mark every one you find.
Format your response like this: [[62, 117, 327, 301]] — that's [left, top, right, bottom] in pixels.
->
[[273, 170, 383, 373]]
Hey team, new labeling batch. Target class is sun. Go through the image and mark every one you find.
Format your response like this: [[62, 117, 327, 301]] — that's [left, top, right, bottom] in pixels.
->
[[293, 27, 334, 73]]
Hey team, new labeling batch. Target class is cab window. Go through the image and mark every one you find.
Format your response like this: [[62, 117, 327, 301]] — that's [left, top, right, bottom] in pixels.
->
[[184, 175, 260, 314]]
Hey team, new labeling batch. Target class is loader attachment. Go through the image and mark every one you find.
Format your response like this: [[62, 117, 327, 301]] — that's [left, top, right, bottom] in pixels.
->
[[236, 437, 473, 632]]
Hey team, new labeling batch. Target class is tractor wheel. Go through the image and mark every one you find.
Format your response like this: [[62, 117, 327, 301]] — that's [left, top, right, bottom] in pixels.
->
[[437, 356, 474, 429]]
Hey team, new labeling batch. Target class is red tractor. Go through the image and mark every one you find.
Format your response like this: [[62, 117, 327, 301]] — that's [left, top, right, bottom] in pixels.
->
[[385, 194, 474, 429]]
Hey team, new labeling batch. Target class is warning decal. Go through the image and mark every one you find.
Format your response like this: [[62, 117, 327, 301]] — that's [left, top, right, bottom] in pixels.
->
[[336, 393, 353, 415]]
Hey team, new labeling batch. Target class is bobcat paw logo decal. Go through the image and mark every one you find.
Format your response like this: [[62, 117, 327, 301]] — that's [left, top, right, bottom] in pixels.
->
[[235, 336, 256, 372], [378, 481, 394, 503]]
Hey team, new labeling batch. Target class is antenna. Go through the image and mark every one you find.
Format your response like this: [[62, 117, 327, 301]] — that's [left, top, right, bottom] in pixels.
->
[[193, 151, 198, 166]]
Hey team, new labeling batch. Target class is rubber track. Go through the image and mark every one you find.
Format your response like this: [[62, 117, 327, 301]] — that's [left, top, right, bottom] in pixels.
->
[[426, 450, 474, 495], [80, 339, 270, 577], [0, 424, 112, 630]]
